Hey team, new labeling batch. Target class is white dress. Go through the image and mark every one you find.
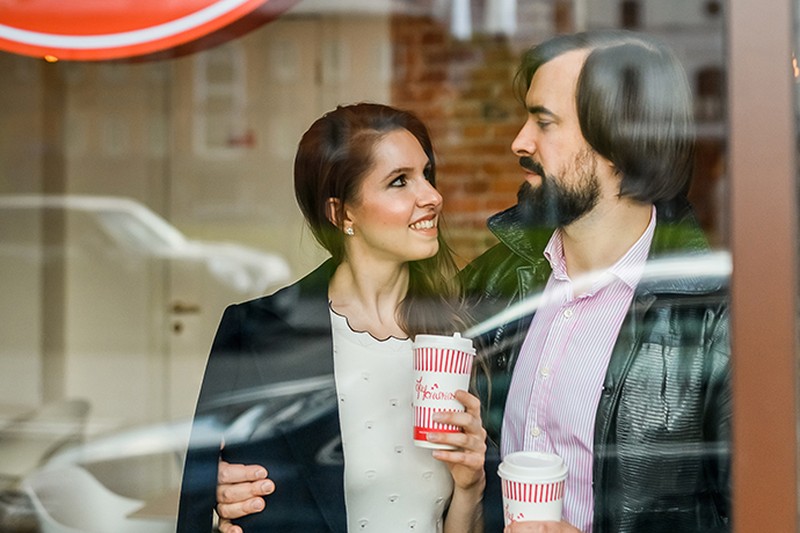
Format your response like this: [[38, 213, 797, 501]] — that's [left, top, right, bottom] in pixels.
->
[[330, 307, 453, 532]]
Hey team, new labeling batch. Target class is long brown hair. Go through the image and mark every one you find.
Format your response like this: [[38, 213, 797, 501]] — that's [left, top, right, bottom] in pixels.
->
[[293, 103, 466, 337]]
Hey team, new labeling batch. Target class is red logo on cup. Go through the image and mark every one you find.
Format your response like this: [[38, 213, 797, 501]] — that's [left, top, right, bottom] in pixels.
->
[[415, 379, 458, 402], [0, 0, 297, 60], [504, 503, 527, 524]]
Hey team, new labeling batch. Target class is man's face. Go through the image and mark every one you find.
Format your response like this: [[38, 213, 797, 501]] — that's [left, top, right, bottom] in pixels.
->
[[511, 49, 610, 228]]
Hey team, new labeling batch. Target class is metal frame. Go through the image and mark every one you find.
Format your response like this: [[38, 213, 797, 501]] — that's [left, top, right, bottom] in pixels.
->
[[729, 0, 798, 529]]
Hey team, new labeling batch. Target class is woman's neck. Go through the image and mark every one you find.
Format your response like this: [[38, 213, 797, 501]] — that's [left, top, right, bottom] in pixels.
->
[[328, 259, 410, 339]]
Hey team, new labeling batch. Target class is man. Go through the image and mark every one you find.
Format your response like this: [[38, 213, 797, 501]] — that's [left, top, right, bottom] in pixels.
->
[[211, 30, 731, 533], [461, 30, 730, 532]]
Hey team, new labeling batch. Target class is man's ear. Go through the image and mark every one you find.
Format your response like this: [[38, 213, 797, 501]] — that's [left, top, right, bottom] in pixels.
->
[[597, 152, 621, 180], [325, 198, 341, 227]]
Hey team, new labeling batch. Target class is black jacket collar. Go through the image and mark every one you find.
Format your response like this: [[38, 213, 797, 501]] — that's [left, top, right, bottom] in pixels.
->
[[486, 198, 728, 295]]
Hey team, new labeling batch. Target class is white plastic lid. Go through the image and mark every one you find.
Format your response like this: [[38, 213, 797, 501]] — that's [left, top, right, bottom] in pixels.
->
[[413, 332, 475, 355], [498, 451, 568, 483]]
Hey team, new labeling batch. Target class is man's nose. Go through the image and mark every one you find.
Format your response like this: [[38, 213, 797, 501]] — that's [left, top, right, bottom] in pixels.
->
[[511, 120, 536, 156]]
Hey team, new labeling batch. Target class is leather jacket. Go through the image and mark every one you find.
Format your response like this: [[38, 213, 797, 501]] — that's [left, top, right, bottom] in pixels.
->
[[461, 199, 731, 532]]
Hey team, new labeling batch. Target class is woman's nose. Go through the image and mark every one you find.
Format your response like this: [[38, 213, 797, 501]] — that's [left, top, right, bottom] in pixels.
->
[[418, 178, 443, 208]]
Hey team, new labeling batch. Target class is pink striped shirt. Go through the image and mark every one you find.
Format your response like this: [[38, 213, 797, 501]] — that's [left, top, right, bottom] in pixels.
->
[[501, 207, 656, 532]]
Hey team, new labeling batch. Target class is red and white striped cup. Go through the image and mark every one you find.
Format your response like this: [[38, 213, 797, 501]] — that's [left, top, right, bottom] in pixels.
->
[[412, 332, 475, 450], [498, 451, 568, 524]]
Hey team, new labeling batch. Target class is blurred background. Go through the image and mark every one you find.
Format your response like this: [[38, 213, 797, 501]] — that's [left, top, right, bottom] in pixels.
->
[[0, 0, 789, 531]]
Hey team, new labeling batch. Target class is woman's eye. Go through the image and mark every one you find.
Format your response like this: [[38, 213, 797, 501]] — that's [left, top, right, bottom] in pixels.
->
[[423, 166, 432, 181], [390, 175, 407, 187]]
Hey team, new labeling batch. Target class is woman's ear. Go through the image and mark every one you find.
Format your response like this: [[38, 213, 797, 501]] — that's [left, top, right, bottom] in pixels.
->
[[327, 197, 356, 236], [327, 197, 355, 226]]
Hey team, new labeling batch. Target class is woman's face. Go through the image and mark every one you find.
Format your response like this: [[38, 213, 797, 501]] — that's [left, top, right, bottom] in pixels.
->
[[342, 128, 442, 266]]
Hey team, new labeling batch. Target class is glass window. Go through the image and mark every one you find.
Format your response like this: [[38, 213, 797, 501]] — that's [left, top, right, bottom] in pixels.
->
[[0, 1, 736, 531]]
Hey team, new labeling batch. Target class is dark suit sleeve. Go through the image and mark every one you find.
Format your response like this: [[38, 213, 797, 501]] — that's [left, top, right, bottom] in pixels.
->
[[176, 304, 244, 533]]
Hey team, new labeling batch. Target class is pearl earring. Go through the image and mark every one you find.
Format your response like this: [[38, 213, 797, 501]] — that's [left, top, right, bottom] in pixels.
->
[[344, 227, 354, 236]]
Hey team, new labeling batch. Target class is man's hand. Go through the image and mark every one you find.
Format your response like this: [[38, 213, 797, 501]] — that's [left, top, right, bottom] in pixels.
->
[[505, 520, 581, 533], [215, 460, 275, 533]]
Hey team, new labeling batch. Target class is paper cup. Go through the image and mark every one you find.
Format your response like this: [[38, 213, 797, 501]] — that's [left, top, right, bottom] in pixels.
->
[[498, 451, 568, 524], [412, 333, 475, 450]]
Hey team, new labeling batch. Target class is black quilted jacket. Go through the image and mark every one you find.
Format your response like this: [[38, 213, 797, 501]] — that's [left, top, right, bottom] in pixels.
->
[[461, 199, 731, 533]]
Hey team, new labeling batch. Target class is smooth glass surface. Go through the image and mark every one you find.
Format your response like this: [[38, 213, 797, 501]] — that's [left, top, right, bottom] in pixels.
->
[[0, 1, 729, 529]]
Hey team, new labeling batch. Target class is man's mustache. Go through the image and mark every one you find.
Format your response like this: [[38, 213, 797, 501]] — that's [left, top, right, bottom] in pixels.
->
[[519, 156, 545, 178]]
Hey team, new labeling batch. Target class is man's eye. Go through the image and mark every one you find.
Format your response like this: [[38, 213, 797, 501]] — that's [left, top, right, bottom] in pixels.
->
[[537, 121, 552, 130], [390, 175, 407, 187]]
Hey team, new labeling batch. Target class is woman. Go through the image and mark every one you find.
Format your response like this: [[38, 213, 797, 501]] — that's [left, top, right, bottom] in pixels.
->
[[177, 103, 486, 533]]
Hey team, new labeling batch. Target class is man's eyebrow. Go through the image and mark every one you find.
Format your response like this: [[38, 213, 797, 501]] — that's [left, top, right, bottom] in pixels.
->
[[527, 105, 557, 118]]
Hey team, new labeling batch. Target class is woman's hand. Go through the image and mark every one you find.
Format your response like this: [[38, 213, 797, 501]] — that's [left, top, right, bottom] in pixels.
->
[[427, 389, 487, 491], [215, 460, 275, 533], [429, 389, 487, 532]]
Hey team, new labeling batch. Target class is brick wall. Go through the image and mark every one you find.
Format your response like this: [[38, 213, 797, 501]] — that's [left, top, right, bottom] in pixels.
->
[[391, 14, 534, 266], [390, 10, 724, 266]]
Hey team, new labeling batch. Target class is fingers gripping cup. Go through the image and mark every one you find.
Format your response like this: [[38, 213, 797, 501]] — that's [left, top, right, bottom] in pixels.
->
[[412, 333, 475, 450], [498, 451, 568, 525]]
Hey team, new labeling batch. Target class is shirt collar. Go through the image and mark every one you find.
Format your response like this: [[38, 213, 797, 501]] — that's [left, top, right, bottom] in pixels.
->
[[542, 205, 658, 291], [543, 230, 567, 280]]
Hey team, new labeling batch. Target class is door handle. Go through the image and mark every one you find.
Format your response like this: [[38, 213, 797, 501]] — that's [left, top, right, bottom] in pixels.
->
[[170, 301, 202, 314]]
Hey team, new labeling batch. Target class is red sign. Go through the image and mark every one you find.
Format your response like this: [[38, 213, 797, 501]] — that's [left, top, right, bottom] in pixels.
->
[[0, 0, 297, 61]]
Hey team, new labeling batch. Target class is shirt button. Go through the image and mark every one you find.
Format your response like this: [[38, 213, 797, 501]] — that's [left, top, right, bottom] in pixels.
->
[[540, 366, 550, 377], [563, 308, 574, 319], [531, 426, 542, 437]]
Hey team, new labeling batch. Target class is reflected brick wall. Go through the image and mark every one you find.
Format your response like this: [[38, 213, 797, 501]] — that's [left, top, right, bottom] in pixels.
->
[[391, 14, 529, 265], [391, 13, 726, 263]]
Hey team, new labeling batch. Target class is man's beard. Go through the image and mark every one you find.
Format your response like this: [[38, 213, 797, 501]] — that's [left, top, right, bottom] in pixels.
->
[[516, 150, 601, 229]]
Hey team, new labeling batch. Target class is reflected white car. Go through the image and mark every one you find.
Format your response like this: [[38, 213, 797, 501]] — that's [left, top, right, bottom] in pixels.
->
[[0, 195, 290, 296], [0, 195, 292, 426]]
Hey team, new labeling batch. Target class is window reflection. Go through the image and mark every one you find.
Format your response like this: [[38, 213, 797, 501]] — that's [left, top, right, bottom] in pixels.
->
[[0, 1, 729, 531]]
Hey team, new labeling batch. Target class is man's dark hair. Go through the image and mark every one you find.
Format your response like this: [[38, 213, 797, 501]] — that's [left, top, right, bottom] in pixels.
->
[[514, 30, 695, 203]]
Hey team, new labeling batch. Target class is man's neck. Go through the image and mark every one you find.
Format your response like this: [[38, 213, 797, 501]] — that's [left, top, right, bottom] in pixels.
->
[[560, 198, 654, 280]]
